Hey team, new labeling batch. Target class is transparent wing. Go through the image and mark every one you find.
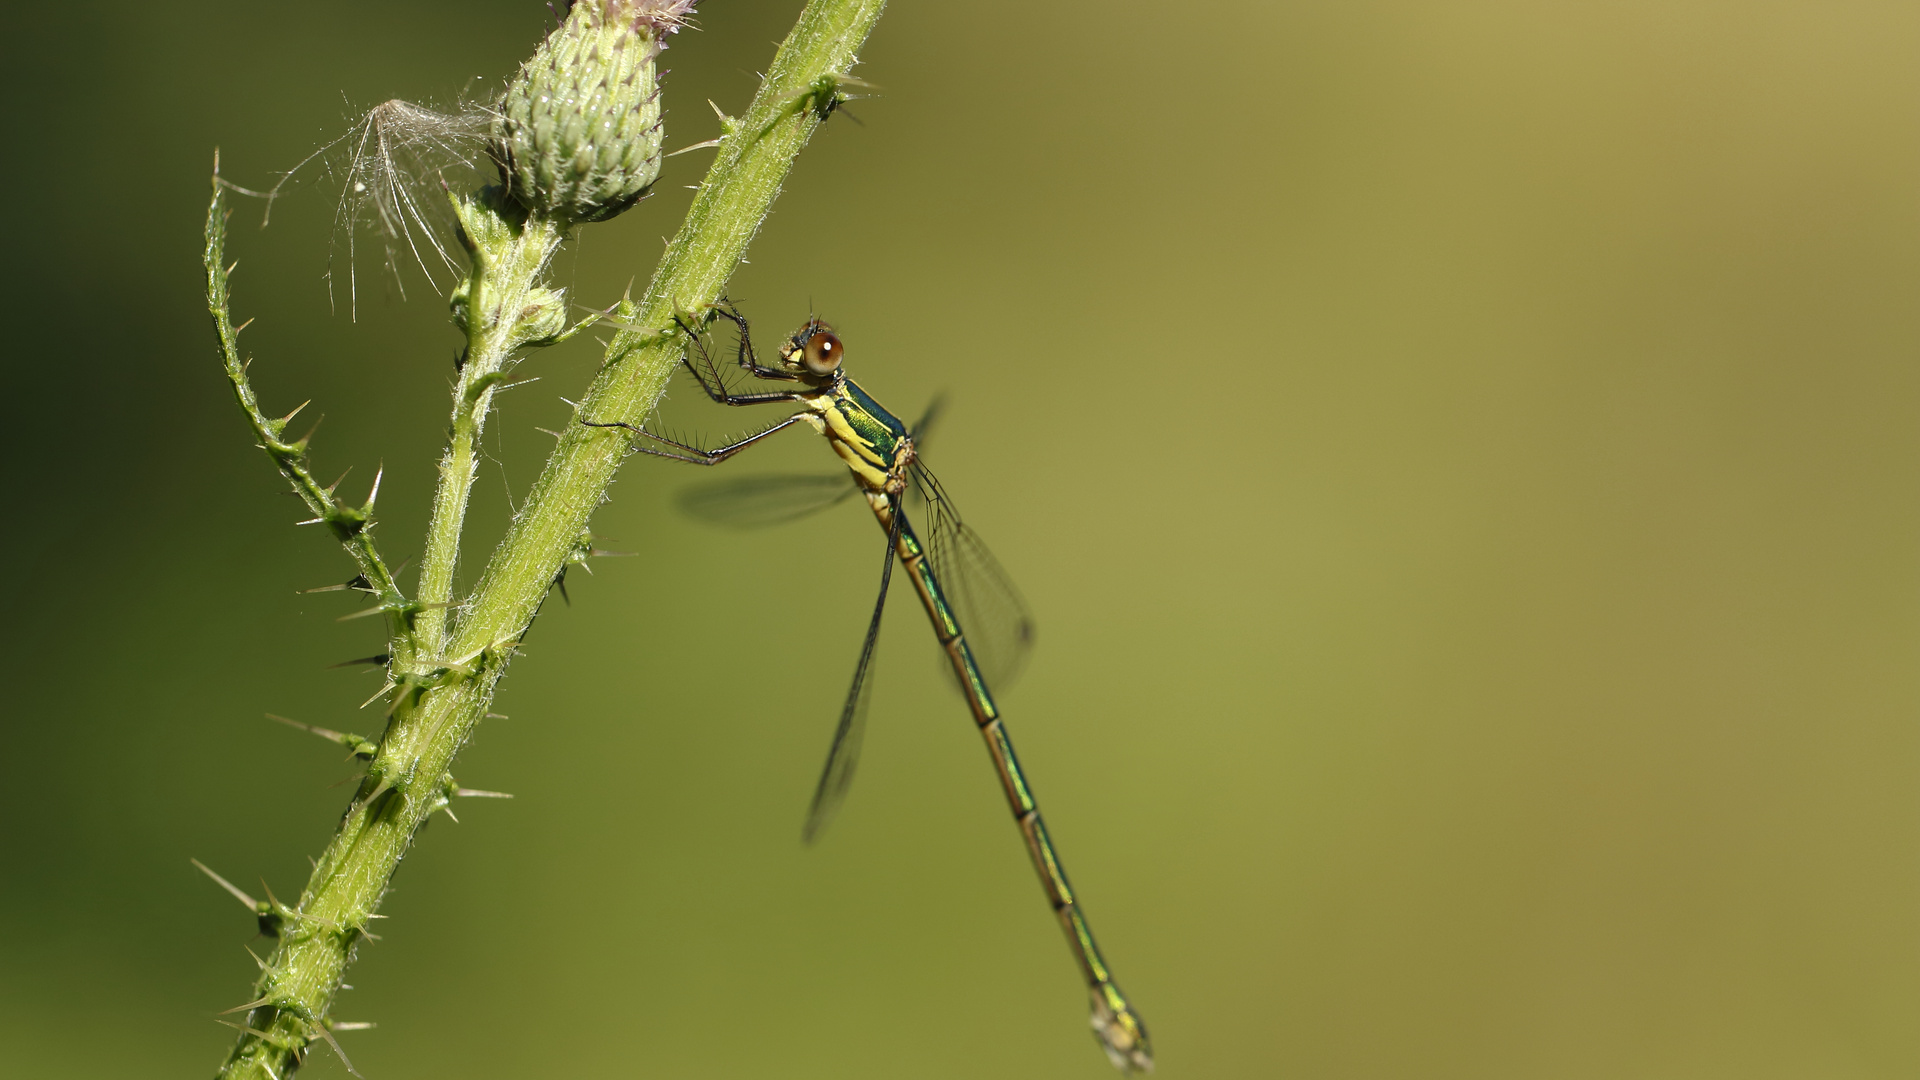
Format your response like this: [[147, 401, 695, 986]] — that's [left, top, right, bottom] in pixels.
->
[[801, 505, 904, 843], [910, 394, 946, 447], [676, 473, 859, 528], [910, 461, 1037, 691]]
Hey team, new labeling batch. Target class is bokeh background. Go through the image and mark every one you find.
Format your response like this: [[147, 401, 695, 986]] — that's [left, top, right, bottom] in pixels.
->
[[3, 1, 1917, 1076]]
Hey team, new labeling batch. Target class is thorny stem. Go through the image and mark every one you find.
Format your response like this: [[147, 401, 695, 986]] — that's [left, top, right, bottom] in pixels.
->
[[205, 3, 886, 1077], [205, 216, 418, 671]]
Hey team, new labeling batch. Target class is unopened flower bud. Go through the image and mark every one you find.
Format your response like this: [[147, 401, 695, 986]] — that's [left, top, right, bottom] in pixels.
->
[[516, 287, 569, 345], [493, 1, 697, 225]]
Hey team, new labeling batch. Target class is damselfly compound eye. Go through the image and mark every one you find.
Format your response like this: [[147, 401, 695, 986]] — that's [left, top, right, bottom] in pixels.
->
[[802, 329, 843, 375]]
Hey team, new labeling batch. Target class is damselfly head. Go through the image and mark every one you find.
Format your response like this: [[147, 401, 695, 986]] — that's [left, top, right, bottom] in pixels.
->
[[784, 320, 844, 379]]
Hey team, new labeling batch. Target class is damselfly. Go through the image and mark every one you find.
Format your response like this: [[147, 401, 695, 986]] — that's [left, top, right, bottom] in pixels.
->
[[586, 305, 1152, 1072]]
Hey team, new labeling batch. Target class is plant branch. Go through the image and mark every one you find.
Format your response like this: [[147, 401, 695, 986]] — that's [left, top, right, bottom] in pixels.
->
[[414, 201, 567, 655], [205, 3, 885, 1076], [205, 187, 416, 663]]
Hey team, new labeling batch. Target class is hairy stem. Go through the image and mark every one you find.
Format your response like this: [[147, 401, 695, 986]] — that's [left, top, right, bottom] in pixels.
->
[[207, 3, 885, 1077], [415, 205, 566, 654], [456, 0, 885, 656]]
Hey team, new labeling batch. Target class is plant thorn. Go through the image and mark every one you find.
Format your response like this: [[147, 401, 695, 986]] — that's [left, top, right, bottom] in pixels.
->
[[213, 1019, 285, 1045], [454, 787, 514, 799], [354, 777, 394, 814], [267, 713, 377, 759], [192, 858, 261, 911], [363, 465, 384, 513], [275, 401, 311, 428], [310, 1020, 362, 1077], [234, 317, 256, 335], [220, 993, 277, 1016], [357, 682, 398, 711], [327, 654, 391, 669], [665, 136, 724, 158], [293, 415, 324, 449], [267, 713, 342, 741]]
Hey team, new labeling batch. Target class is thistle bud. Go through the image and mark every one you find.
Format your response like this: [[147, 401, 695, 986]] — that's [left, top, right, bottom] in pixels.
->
[[493, 1, 697, 225]]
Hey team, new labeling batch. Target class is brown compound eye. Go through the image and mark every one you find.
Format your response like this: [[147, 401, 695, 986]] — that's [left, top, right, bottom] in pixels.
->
[[801, 328, 843, 376]]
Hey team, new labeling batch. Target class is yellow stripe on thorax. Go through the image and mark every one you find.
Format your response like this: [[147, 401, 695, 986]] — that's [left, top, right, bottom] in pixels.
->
[[804, 390, 893, 492]]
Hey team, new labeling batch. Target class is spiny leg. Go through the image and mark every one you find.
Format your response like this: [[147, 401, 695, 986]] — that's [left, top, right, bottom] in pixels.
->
[[711, 300, 797, 381], [672, 311, 802, 406], [581, 412, 812, 466], [672, 300, 799, 405]]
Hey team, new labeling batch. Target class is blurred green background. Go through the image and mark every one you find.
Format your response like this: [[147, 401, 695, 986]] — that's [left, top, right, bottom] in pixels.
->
[[3, 1, 1917, 1076]]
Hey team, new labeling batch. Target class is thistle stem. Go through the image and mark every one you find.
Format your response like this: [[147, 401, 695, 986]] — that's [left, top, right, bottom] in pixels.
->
[[414, 209, 565, 654], [204, 207, 417, 669], [456, 0, 886, 656], [205, 3, 885, 1077]]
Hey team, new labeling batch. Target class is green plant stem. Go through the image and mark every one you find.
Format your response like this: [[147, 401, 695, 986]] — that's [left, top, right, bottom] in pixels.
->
[[204, 213, 417, 669], [414, 210, 565, 655], [206, 3, 885, 1077], [454, 0, 886, 659]]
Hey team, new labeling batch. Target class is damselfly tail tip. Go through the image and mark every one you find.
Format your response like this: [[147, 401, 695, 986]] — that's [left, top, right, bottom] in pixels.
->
[[1090, 991, 1153, 1073]]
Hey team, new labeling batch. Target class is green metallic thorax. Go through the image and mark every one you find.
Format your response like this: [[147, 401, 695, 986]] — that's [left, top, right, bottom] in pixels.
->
[[802, 377, 1001, 725], [802, 378, 912, 494], [841, 379, 909, 449]]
